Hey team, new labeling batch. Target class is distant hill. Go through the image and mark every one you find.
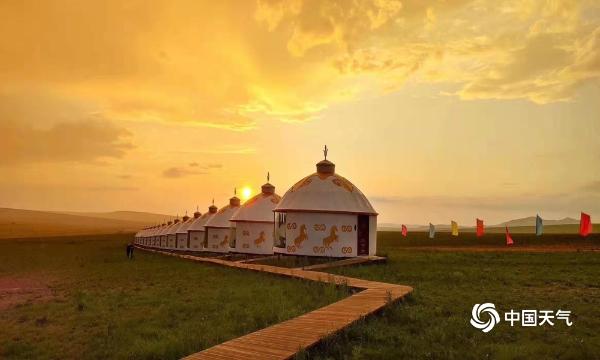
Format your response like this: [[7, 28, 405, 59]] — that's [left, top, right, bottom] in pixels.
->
[[0, 208, 174, 239], [54, 210, 173, 224], [497, 216, 579, 227]]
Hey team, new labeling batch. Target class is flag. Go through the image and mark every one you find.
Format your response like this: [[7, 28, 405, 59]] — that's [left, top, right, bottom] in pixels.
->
[[476, 218, 484, 237], [580, 212, 592, 237], [429, 223, 435, 239], [401, 224, 408, 237], [451, 221, 459, 236], [505, 226, 514, 246], [535, 214, 543, 236]]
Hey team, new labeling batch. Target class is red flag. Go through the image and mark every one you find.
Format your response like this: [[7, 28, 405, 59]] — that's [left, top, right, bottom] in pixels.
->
[[580, 212, 592, 237], [476, 218, 484, 237], [401, 224, 408, 237], [505, 226, 514, 246]]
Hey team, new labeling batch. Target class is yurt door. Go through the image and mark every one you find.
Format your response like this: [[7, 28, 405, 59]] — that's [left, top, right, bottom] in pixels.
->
[[357, 215, 369, 256]]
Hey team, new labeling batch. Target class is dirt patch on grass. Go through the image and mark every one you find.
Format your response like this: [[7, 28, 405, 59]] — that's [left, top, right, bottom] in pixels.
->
[[0, 275, 54, 311]]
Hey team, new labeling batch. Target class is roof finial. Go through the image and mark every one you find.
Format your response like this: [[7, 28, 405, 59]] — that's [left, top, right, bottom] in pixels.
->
[[196, 205, 199, 212], [234, 187, 237, 196], [324, 145, 328, 160], [185, 210, 188, 216], [212, 198, 214, 205], [267, 171, 270, 182]]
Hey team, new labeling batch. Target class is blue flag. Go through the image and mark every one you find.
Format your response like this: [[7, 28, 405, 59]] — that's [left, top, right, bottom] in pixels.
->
[[536, 214, 543, 236], [429, 223, 435, 239]]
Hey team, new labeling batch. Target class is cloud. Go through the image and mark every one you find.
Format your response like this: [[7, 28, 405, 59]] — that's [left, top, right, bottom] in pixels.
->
[[162, 167, 207, 178], [0, 119, 133, 166], [189, 162, 222, 169], [0, 0, 599, 138], [88, 186, 139, 192]]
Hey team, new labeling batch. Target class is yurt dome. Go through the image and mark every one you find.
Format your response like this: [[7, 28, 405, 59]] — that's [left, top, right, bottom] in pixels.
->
[[167, 218, 181, 248], [205, 195, 241, 228], [274, 158, 377, 216], [187, 203, 218, 251], [230, 174, 281, 254], [175, 214, 192, 249], [273, 146, 378, 257], [205, 191, 241, 252], [231, 178, 281, 223]]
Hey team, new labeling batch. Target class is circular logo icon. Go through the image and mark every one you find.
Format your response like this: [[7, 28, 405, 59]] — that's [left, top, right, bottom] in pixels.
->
[[470, 303, 500, 333]]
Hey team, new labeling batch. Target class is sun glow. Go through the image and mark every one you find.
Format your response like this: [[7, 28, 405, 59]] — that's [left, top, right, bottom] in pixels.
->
[[241, 187, 252, 201]]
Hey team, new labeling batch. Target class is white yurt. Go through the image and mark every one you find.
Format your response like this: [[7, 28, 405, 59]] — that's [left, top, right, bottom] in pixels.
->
[[141, 226, 152, 246], [230, 174, 281, 255], [273, 146, 378, 257], [153, 224, 165, 247], [204, 191, 241, 253], [187, 203, 218, 251], [167, 219, 181, 249], [175, 214, 192, 249], [160, 221, 173, 248]]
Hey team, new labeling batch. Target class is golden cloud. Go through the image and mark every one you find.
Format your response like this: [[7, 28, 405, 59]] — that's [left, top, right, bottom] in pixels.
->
[[0, 0, 598, 136]]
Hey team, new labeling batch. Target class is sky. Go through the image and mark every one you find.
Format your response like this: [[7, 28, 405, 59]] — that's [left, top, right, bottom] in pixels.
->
[[1, 0, 599, 225]]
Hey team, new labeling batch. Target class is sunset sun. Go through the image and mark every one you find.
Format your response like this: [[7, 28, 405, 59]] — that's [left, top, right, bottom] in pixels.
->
[[241, 187, 252, 201]]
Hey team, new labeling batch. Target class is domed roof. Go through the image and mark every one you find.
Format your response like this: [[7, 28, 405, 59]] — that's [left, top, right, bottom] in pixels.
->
[[205, 193, 241, 228], [188, 203, 218, 231], [158, 222, 173, 236], [274, 150, 377, 215], [231, 178, 281, 223], [167, 219, 182, 235], [175, 215, 192, 234]]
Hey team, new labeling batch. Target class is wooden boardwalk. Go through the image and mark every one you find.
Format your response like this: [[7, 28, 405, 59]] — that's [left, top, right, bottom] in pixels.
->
[[297, 255, 387, 271], [136, 246, 412, 360]]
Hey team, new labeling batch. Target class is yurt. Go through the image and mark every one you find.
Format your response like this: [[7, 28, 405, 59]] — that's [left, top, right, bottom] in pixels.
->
[[204, 191, 241, 253], [273, 147, 378, 257], [141, 226, 152, 246], [175, 214, 192, 249], [167, 219, 181, 249], [160, 221, 173, 248], [187, 203, 218, 251], [134, 228, 142, 245], [153, 224, 165, 247], [230, 174, 281, 255]]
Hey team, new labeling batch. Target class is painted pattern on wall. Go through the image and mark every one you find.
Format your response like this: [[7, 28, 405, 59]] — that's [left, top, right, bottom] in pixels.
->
[[284, 213, 357, 257], [206, 228, 231, 253], [234, 222, 274, 255], [188, 230, 205, 251]]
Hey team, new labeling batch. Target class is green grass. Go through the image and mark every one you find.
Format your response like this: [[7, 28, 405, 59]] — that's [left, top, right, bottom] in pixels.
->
[[254, 254, 341, 268], [303, 231, 600, 359], [0, 234, 348, 359]]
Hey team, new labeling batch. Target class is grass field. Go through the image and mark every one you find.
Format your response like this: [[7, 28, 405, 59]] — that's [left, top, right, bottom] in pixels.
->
[[0, 234, 348, 359], [302, 231, 600, 359]]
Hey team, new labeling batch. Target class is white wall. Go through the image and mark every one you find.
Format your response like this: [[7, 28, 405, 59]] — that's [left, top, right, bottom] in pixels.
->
[[369, 215, 377, 256], [281, 212, 358, 257], [206, 227, 231, 253], [234, 222, 274, 255], [188, 230, 205, 251], [167, 234, 177, 249], [176, 233, 188, 250]]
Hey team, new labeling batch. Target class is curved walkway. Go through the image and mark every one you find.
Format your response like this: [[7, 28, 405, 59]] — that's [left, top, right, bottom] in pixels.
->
[[136, 246, 413, 360]]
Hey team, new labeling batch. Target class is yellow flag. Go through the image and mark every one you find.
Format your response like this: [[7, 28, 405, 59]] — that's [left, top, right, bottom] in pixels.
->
[[451, 221, 459, 236]]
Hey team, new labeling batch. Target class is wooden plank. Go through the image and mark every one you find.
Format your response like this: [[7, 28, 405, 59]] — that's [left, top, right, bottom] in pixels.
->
[[136, 246, 413, 360]]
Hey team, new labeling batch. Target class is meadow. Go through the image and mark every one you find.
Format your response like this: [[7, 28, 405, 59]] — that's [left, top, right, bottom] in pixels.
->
[[303, 231, 600, 359], [0, 234, 348, 359], [1, 231, 598, 359]]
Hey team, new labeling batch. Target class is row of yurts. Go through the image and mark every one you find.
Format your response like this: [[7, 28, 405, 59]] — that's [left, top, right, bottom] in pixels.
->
[[134, 148, 377, 257]]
